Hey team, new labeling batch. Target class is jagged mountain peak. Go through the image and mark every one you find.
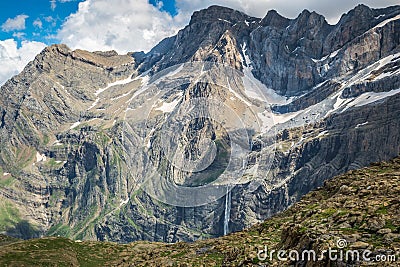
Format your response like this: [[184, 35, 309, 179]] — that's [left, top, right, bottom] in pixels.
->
[[134, 3, 400, 96], [323, 4, 400, 54], [43, 43, 71, 54], [189, 5, 256, 25], [298, 8, 312, 16], [292, 8, 329, 28], [337, 3, 374, 25], [353, 3, 372, 13], [260, 9, 290, 28], [339, 4, 400, 24], [135, 6, 260, 74]]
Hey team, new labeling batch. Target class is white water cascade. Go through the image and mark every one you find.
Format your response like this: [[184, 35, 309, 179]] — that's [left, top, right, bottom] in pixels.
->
[[223, 186, 232, 235]]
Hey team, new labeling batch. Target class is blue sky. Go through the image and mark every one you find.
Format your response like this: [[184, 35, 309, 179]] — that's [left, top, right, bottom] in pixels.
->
[[149, 0, 177, 16], [0, 0, 178, 48], [0, 0, 83, 47]]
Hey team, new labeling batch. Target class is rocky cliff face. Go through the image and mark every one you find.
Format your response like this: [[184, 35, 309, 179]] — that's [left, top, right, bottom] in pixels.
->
[[1, 157, 399, 266], [0, 4, 399, 244]]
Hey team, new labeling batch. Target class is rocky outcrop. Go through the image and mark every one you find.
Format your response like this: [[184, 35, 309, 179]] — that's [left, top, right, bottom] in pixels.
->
[[323, 4, 400, 54], [134, 5, 259, 73]]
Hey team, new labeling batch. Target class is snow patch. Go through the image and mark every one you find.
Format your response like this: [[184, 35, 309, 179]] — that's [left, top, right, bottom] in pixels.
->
[[241, 43, 289, 105], [120, 198, 129, 207], [317, 131, 328, 138], [155, 99, 181, 113], [218, 18, 232, 24], [366, 53, 400, 81], [36, 152, 47, 163], [373, 14, 400, 29], [272, 110, 302, 125], [257, 111, 274, 131], [355, 122, 368, 129], [95, 75, 135, 96], [330, 49, 339, 59], [333, 95, 352, 110], [373, 68, 400, 80], [52, 140, 63, 146], [292, 46, 301, 53], [146, 128, 156, 149], [227, 77, 251, 106], [125, 74, 151, 103], [372, 53, 400, 71], [70, 121, 81, 129], [87, 98, 100, 110], [322, 63, 330, 73], [146, 139, 152, 149], [344, 88, 400, 110], [314, 49, 340, 62]]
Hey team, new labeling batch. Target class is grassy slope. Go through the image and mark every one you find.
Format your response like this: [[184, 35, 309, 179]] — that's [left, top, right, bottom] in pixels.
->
[[0, 158, 399, 266]]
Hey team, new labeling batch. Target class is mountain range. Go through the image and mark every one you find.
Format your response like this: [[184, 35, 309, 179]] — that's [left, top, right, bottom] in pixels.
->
[[0, 4, 399, 246]]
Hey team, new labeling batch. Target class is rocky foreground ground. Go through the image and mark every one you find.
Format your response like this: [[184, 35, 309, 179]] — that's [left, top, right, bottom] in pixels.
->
[[0, 157, 399, 266]]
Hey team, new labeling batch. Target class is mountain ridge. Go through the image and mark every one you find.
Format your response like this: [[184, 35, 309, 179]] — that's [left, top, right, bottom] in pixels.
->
[[0, 3, 399, 245]]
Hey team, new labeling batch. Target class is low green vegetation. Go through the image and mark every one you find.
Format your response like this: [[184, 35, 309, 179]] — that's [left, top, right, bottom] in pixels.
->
[[0, 176, 14, 187], [45, 158, 64, 168], [42, 134, 50, 146], [0, 201, 20, 232], [47, 223, 71, 237], [0, 157, 400, 266]]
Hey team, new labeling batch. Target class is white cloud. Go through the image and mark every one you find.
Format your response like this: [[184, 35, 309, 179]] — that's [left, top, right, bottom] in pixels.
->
[[0, 39, 46, 86], [44, 16, 55, 23], [1, 15, 29, 32], [57, 0, 185, 53], [156, 1, 164, 9], [50, 0, 57, 11], [12, 32, 26, 39], [33, 18, 43, 28], [50, 0, 76, 10]]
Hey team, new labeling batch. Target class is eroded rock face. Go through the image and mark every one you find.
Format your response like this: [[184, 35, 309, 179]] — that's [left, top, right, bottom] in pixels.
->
[[0, 45, 136, 239], [0, 4, 399, 243], [2, 157, 399, 266], [249, 5, 400, 96]]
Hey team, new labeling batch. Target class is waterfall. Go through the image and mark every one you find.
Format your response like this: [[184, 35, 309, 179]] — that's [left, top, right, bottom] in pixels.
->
[[223, 185, 232, 235]]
